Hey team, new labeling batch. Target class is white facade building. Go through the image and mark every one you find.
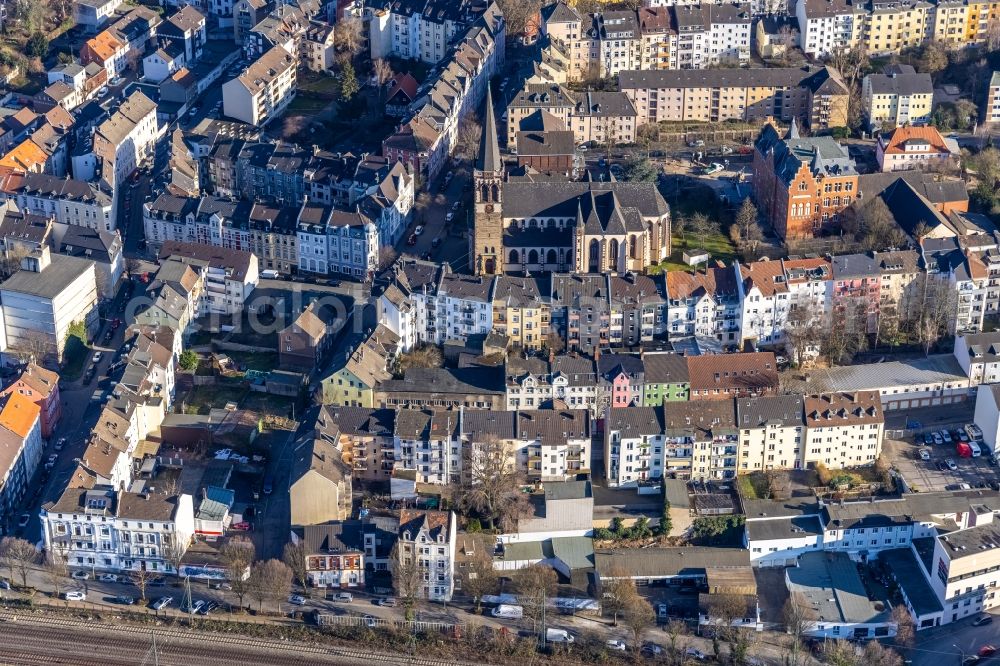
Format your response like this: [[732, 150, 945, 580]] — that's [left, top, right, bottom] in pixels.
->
[[222, 46, 296, 127], [395, 509, 456, 602], [6, 173, 116, 232], [40, 486, 195, 575]]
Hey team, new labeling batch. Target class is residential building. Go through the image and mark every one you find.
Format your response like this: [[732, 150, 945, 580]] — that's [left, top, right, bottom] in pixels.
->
[[863, 0, 933, 55], [222, 46, 296, 127], [0, 363, 60, 438], [796, 0, 865, 58], [491, 275, 548, 350], [53, 224, 125, 300], [974, 384, 1000, 454], [295, 521, 365, 588], [320, 405, 395, 482], [608, 273, 667, 347], [752, 121, 859, 240], [831, 252, 881, 336], [80, 30, 128, 79], [278, 300, 337, 373], [289, 428, 352, 526], [688, 352, 780, 400], [670, 3, 751, 68], [321, 324, 398, 407], [157, 241, 258, 316], [619, 66, 849, 131], [503, 353, 600, 412], [506, 82, 638, 149], [641, 352, 689, 404], [605, 405, 669, 487], [90, 91, 159, 188], [862, 65, 934, 130], [802, 391, 884, 469], [923, 519, 1000, 624], [303, 20, 336, 71], [0, 248, 99, 367], [876, 125, 958, 172], [462, 409, 591, 482], [0, 392, 43, 531], [956, 332, 1000, 385], [755, 15, 799, 59], [374, 367, 505, 410], [366, 0, 485, 64], [394, 509, 456, 602], [75, 0, 125, 31], [985, 72, 1000, 126], [737, 394, 805, 473], [736, 259, 792, 349], [159, 5, 207, 62], [40, 486, 195, 575], [296, 201, 380, 279], [134, 257, 205, 334], [665, 267, 741, 344]]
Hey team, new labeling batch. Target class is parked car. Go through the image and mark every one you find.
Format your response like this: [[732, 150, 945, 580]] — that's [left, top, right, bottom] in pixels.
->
[[188, 600, 206, 614], [965, 656, 982, 666], [946, 458, 959, 471], [923, 433, 934, 446], [919, 449, 931, 461], [151, 596, 172, 610], [445, 212, 454, 222], [414, 225, 424, 236], [377, 597, 397, 607], [407, 233, 417, 246], [99, 574, 118, 583], [967, 424, 984, 440], [642, 643, 664, 656], [546, 628, 574, 644], [979, 645, 997, 657], [491, 604, 523, 619], [147, 577, 165, 587], [210, 582, 232, 590], [55, 437, 66, 451], [71, 571, 89, 580], [333, 592, 353, 603], [0, 579, 9, 590], [289, 595, 306, 606], [363, 615, 378, 628], [65, 591, 86, 601], [975, 615, 994, 626], [941, 430, 953, 444], [657, 602, 668, 619], [688, 140, 706, 148], [606, 639, 627, 652], [932, 432, 944, 445], [114, 595, 135, 605], [686, 648, 708, 660]]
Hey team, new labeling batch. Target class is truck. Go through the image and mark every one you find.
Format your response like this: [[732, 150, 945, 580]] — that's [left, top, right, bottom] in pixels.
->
[[260, 269, 280, 279], [491, 604, 523, 619]]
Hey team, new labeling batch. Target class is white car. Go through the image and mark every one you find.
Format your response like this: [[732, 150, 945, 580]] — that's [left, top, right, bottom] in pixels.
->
[[65, 591, 86, 601], [946, 458, 958, 471], [332, 592, 353, 603], [93, 351, 103, 362], [414, 225, 424, 236], [151, 596, 173, 610], [445, 212, 454, 222], [71, 571, 89, 580], [606, 639, 627, 652], [686, 648, 708, 660], [919, 449, 931, 461], [189, 599, 206, 614], [288, 595, 306, 605], [98, 573, 118, 583]]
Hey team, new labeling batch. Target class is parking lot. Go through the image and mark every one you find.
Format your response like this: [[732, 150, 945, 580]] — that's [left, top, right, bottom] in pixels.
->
[[884, 424, 1000, 493]]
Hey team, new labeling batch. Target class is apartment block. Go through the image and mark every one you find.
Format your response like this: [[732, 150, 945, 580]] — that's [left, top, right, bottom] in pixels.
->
[[506, 82, 637, 149], [802, 391, 884, 468], [986, 71, 1000, 125], [222, 46, 296, 127], [796, 0, 865, 57], [862, 64, 934, 130]]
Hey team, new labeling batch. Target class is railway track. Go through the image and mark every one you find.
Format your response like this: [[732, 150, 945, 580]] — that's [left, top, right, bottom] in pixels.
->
[[0, 611, 463, 666]]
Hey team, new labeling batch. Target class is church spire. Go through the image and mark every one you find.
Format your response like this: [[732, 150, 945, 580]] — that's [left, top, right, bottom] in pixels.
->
[[477, 82, 502, 174], [786, 116, 800, 140]]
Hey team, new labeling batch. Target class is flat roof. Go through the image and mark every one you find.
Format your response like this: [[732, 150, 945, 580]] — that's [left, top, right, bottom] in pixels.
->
[[879, 548, 943, 617], [782, 354, 967, 394], [786, 552, 889, 625], [0, 254, 94, 299]]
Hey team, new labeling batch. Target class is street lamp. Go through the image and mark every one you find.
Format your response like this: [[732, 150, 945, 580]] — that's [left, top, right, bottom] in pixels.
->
[[954, 643, 966, 665]]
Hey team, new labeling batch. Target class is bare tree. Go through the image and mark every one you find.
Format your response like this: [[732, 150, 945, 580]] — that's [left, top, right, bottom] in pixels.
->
[[129, 566, 153, 602], [783, 592, 817, 666], [163, 538, 187, 577], [708, 593, 750, 642], [390, 542, 424, 616], [247, 559, 292, 613], [732, 198, 762, 255], [220, 536, 255, 610], [455, 114, 483, 162], [496, 0, 542, 37], [600, 567, 639, 626], [622, 596, 656, 649], [458, 435, 531, 532], [782, 302, 822, 367], [457, 541, 498, 613], [282, 541, 309, 596], [0, 536, 37, 588], [689, 212, 715, 247], [333, 17, 363, 62], [44, 549, 68, 598], [891, 605, 915, 648], [377, 245, 399, 272], [545, 330, 566, 355], [664, 618, 689, 662], [513, 564, 558, 623], [8, 330, 55, 366], [863, 640, 903, 666]]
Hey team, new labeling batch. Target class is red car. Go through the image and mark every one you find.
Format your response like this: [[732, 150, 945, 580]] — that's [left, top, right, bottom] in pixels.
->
[[979, 646, 997, 658]]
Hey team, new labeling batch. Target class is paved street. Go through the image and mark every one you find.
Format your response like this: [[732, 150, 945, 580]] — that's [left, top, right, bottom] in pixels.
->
[[910, 610, 1000, 666]]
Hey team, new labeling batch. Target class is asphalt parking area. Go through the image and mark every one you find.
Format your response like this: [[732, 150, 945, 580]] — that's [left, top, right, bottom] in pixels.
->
[[885, 435, 1000, 492]]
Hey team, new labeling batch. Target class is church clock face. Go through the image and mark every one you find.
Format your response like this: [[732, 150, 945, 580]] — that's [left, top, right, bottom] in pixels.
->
[[485, 204, 495, 213]]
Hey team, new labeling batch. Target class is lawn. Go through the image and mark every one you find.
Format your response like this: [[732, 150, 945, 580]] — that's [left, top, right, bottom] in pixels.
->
[[298, 72, 340, 97], [286, 96, 330, 114], [650, 233, 738, 273], [242, 392, 298, 420], [180, 384, 249, 415]]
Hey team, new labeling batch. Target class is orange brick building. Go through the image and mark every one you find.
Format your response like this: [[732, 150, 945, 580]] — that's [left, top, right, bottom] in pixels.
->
[[751, 120, 859, 240]]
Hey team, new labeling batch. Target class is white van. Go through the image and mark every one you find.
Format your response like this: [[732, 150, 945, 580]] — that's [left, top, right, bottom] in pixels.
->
[[491, 604, 523, 619], [971, 442, 982, 457], [260, 269, 281, 279], [546, 628, 575, 644]]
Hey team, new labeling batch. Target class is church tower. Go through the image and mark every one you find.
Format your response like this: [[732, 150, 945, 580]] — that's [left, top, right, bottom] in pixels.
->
[[470, 83, 504, 276]]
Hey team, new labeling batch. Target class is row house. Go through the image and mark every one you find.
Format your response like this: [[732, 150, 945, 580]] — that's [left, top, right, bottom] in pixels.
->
[[157, 241, 259, 316], [664, 266, 741, 344], [688, 352, 780, 401], [381, 3, 504, 182], [505, 81, 638, 148], [0, 363, 60, 438], [863, 0, 933, 55], [295, 521, 365, 589], [296, 201, 380, 280], [503, 354, 601, 412], [89, 90, 159, 188], [599, 353, 645, 408], [492, 275, 549, 350], [752, 120, 859, 240], [540, 1, 750, 79], [832, 253, 882, 336], [40, 486, 195, 575], [619, 65, 849, 131], [1, 171, 115, 232], [0, 392, 44, 532], [395, 510, 456, 602], [367, 0, 482, 64], [462, 409, 591, 481], [134, 257, 206, 334], [393, 409, 461, 485], [549, 273, 612, 353]]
